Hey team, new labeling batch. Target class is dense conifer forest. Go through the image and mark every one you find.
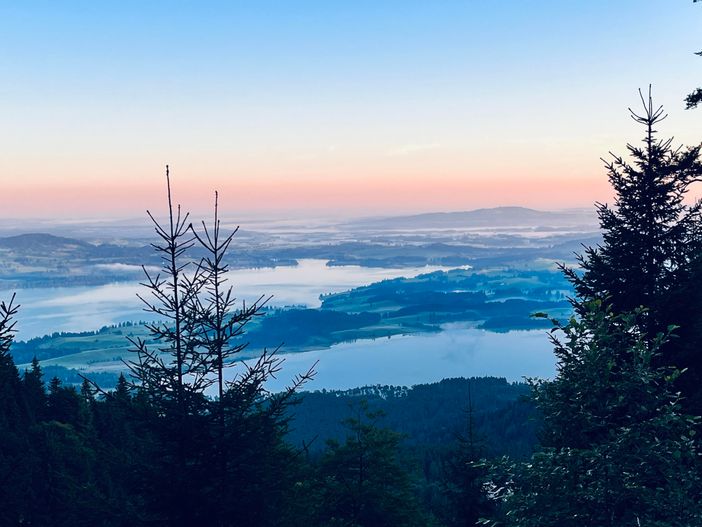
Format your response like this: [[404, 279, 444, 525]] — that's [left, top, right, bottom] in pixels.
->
[[2, 90, 702, 526]]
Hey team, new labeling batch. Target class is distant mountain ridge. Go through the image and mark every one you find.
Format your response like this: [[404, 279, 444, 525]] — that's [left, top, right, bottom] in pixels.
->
[[0, 233, 94, 251], [0, 233, 142, 260], [346, 206, 598, 230]]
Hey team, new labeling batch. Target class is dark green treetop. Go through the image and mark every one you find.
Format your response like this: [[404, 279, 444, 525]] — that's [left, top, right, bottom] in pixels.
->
[[485, 302, 702, 527]]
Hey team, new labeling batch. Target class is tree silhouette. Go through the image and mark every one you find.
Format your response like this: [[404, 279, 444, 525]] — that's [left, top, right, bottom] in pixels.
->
[[562, 88, 702, 333], [562, 88, 702, 411], [687, 0, 702, 108], [315, 401, 428, 527], [191, 191, 267, 427], [125, 166, 211, 418], [441, 381, 493, 527], [115, 168, 317, 525], [487, 303, 702, 526]]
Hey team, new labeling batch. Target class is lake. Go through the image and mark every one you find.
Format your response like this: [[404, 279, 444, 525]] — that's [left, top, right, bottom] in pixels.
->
[[228, 324, 556, 392], [6, 259, 464, 340], [5, 259, 556, 390]]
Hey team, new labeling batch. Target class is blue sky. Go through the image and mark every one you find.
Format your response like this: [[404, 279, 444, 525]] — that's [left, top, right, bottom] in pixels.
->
[[1, 1, 700, 217]]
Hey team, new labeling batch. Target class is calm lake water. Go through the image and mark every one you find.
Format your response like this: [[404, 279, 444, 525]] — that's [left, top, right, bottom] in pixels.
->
[[228, 324, 556, 392], [4, 260, 556, 389], [6, 259, 463, 340]]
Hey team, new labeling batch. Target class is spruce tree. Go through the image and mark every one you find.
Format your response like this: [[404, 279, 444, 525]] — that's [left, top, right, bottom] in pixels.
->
[[0, 294, 32, 525], [47, 377, 84, 427], [441, 383, 493, 527], [562, 88, 702, 409], [23, 356, 47, 422], [0, 294, 23, 430], [486, 303, 702, 526], [486, 92, 702, 526], [315, 401, 429, 527], [122, 167, 214, 525], [125, 166, 210, 417], [120, 169, 314, 526], [564, 88, 702, 321], [191, 191, 267, 423], [686, 1, 702, 109]]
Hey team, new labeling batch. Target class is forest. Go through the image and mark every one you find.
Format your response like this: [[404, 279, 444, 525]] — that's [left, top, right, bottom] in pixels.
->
[[2, 88, 702, 526]]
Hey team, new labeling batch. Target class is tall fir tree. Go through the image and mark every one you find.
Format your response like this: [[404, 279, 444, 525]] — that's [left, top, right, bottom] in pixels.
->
[[314, 401, 430, 527], [118, 169, 314, 526], [441, 382, 493, 527], [0, 294, 33, 525], [564, 88, 702, 320], [562, 88, 702, 410], [23, 356, 47, 422], [191, 191, 267, 413], [0, 294, 23, 430], [486, 303, 702, 527], [125, 166, 210, 417]]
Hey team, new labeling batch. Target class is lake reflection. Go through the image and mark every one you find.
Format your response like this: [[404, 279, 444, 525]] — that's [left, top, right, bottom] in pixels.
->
[[7, 260, 463, 339], [229, 326, 556, 392]]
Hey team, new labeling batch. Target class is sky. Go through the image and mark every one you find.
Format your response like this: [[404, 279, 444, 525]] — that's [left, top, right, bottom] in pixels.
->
[[1, 0, 701, 219]]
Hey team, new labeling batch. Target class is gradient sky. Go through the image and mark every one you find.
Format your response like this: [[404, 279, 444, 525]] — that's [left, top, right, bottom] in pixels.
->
[[1, 1, 701, 218]]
